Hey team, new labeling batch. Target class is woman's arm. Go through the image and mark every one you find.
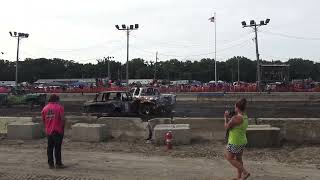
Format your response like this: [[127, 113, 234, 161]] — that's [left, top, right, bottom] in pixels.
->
[[224, 115, 242, 130]]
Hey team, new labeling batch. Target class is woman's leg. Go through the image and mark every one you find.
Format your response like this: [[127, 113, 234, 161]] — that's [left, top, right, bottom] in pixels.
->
[[236, 152, 250, 179], [225, 150, 243, 179]]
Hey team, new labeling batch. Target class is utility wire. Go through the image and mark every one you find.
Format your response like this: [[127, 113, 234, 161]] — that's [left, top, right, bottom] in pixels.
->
[[132, 39, 252, 59], [130, 32, 253, 49], [30, 39, 124, 53], [261, 30, 320, 40]]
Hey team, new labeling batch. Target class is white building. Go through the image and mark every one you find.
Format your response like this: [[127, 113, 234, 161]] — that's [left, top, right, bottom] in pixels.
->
[[128, 79, 154, 85], [0, 81, 15, 86], [34, 78, 96, 84]]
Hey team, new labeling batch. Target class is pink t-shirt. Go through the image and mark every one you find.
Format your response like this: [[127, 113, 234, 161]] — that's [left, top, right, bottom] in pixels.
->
[[41, 102, 65, 135]]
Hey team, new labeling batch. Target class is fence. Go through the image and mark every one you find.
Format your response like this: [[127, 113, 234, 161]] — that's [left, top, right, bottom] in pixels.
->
[[28, 85, 320, 94]]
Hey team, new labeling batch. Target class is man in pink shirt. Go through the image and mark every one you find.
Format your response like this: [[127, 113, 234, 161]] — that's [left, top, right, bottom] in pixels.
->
[[41, 94, 65, 169]]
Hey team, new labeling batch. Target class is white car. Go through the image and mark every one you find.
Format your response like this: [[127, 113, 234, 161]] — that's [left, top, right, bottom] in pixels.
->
[[131, 87, 176, 115]]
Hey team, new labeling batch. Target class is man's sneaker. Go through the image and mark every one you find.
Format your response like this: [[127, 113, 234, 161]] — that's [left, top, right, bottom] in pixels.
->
[[55, 164, 66, 169], [48, 164, 55, 169]]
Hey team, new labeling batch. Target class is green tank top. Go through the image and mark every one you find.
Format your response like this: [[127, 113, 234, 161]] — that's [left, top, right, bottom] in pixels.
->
[[228, 114, 248, 145]]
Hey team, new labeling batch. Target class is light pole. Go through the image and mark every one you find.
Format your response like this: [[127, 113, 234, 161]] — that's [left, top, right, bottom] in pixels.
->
[[115, 24, 139, 87], [241, 19, 270, 91], [104, 56, 114, 80], [9, 31, 29, 87], [209, 13, 217, 82], [153, 51, 158, 81], [237, 58, 240, 82]]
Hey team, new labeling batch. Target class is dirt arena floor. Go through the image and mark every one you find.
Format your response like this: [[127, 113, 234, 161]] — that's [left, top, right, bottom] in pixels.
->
[[0, 136, 319, 180]]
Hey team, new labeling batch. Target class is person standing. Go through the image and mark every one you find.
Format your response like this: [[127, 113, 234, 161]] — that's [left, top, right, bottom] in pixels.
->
[[224, 98, 250, 180], [42, 94, 65, 169]]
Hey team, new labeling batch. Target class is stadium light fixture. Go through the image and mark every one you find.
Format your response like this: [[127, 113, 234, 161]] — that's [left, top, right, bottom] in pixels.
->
[[265, 18, 270, 24], [9, 31, 29, 87], [115, 23, 140, 87]]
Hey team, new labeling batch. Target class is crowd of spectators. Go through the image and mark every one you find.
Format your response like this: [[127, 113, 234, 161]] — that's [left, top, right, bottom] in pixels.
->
[[1, 79, 320, 94]]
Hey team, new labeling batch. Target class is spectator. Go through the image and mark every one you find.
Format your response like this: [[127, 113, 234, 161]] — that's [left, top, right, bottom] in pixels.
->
[[224, 98, 250, 180], [41, 94, 65, 169]]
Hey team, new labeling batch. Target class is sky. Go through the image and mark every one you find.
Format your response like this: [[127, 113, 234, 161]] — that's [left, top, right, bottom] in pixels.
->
[[0, 0, 320, 64]]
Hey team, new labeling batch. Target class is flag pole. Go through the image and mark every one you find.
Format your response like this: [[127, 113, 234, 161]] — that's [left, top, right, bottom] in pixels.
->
[[214, 12, 217, 83]]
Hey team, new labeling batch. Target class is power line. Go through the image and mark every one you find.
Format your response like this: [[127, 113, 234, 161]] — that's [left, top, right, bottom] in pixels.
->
[[132, 39, 252, 59], [261, 30, 320, 41], [32, 39, 124, 53], [130, 32, 253, 49]]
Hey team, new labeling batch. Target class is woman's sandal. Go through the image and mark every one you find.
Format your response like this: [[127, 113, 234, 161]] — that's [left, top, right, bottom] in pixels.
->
[[242, 173, 251, 180]]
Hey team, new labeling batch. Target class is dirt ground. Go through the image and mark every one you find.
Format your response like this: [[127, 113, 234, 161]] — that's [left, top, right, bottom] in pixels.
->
[[0, 136, 319, 180]]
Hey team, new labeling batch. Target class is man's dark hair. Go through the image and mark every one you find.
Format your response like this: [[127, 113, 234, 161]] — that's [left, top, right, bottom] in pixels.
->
[[48, 94, 60, 102], [235, 98, 247, 112]]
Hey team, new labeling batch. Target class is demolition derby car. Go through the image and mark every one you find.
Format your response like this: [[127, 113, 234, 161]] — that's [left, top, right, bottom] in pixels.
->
[[131, 87, 176, 115], [0, 89, 47, 110], [83, 88, 176, 117]]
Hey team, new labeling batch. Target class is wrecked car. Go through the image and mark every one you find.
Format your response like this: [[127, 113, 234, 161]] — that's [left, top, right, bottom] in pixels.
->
[[83, 91, 140, 117], [131, 87, 176, 115], [0, 89, 46, 110], [83, 89, 176, 117]]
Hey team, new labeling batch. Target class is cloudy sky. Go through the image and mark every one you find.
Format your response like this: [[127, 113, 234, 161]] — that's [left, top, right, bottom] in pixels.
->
[[0, 0, 319, 64]]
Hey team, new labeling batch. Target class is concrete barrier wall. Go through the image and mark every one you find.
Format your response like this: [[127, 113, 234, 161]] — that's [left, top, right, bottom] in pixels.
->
[[257, 118, 320, 143], [150, 118, 255, 141], [96, 117, 148, 139], [2, 116, 320, 144], [0, 117, 34, 134], [151, 117, 320, 144], [33, 116, 147, 139], [178, 93, 320, 103], [7, 122, 44, 140]]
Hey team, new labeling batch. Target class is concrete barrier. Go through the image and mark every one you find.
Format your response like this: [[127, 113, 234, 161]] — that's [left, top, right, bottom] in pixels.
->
[[176, 92, 320, 103], [150, 117, 255, 141], [71, 123, 108, 142], [7, 122, 44, 140], [0, 117, 34, 134], [257, 118, 320, 143], [248, 124, 271, 128], [96, 117, 148, 139], [153, 124, 191, 145], [246, 127, 281, 148]]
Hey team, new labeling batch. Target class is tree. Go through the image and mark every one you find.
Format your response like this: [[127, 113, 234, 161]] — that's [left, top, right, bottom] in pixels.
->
[[1, 56, 319, 83]]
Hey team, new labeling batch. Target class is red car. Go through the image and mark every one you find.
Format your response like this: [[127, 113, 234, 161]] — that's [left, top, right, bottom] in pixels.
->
[[0, 87, 9, 93]]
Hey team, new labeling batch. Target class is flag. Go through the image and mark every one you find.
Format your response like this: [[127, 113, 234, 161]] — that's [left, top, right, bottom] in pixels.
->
[[208, 16, 215, 22]]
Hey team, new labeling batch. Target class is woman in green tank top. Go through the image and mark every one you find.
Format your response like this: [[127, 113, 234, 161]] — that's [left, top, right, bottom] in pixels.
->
[[224, 98, 250, 180]]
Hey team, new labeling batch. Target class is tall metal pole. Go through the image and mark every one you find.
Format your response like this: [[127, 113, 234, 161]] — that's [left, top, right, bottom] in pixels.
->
[[254, 25, 260, 91], [117, 68, 120, 80], [15, 37, 20, 87], [9, 32, 29, 87], [238, 58, 240, 82], [154, 51, 158, 80], [214, 12, 217, 83], [107, 60, 110, 79], [242, 19, 269, 91], [115, 24, 139, 87], [126, 29, 129, 87]]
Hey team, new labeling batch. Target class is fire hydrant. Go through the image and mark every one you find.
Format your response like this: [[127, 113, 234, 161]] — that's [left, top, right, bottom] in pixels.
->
[[165, 131, 173, 150]]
